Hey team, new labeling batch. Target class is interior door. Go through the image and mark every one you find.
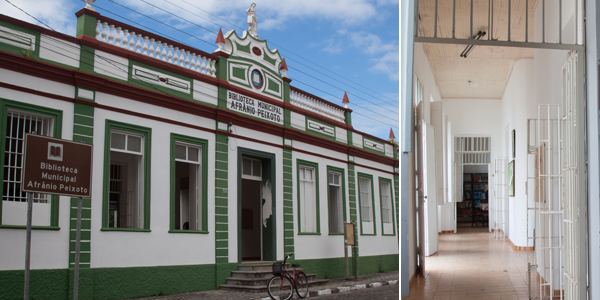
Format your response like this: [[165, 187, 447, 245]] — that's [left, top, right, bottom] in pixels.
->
[[423, 123, 438, 256], [416, 102, 438, 274]]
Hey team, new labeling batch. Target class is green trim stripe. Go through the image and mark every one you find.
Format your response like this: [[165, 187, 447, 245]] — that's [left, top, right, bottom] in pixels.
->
[[70, 102, 94, 268], [283, 148, 294, 255], [347, 164, 357, 223], [214, 134, 229, 263]]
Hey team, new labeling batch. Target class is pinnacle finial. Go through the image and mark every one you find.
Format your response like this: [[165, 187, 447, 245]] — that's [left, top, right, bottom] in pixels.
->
[[215, 28, 226, 51], [82, 0, 96, 11], [280, 58, 288, 78], [342, 92, 350, 108]]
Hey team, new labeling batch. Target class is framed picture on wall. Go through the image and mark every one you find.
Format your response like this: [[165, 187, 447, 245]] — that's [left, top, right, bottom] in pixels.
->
[[508, 160, 515, 196], [512, 129, 516, 159]]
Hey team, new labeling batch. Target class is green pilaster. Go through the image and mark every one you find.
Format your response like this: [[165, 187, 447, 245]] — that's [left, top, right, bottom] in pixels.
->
[[283, 79, 292, 128], [282, 147, 295, 255], [76, 11, 98, 38], [69, 101, 94, 271], [214, 53, 229, 109], [344, 110, 352, 126], [348, 164, 357, 223], [76, 11, 97, 74], [215, 133, 229, 264]]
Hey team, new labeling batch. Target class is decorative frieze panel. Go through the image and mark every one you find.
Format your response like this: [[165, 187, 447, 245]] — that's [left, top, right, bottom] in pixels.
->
[[307, 119, 335, 137], [131, 65, 191, 94], [364, 138, 385, 153], [0, 25, 35, 50]]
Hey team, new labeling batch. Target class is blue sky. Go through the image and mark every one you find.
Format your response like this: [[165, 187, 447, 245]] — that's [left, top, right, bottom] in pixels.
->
[[1, 0, 399, 141]]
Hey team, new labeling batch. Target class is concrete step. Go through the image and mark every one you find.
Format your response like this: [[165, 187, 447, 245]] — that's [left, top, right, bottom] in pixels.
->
[[220, 277, 329, 293], [226, 272, 313, 286], [237, 262, 276, 272]]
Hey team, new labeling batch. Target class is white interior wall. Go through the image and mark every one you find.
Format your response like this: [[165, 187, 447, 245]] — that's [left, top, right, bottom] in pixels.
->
[[500, 58, 534, 247]]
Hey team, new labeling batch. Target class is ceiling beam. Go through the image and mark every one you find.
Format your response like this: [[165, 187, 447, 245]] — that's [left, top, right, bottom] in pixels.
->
[[415, 36, 584, 51]]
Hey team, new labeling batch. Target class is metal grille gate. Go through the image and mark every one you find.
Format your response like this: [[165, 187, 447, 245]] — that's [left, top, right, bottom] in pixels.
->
[[526, 52, 581, 300]]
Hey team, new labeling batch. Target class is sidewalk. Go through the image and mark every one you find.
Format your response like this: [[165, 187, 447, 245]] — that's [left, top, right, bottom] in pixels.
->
[[121, 271, 399, 300]]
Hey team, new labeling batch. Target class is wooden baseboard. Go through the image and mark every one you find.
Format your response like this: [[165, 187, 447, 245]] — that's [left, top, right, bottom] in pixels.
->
[[439, 230, 454, 234], [508, 238, 534, 251]]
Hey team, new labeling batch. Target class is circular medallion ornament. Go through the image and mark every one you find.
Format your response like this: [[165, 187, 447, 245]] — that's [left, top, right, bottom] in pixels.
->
[[251, 69, 263, 89], [252, 46, 262, 56]]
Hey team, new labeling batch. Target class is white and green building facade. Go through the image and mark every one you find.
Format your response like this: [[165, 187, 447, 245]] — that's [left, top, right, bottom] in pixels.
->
[[0, 6, 399, 299]]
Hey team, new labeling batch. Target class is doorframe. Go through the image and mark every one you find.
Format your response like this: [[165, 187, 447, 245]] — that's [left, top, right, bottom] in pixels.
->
[[237, 147, 277, 263]]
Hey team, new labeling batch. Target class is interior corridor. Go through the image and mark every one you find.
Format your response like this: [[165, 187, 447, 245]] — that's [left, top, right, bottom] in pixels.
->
[[403, 226, 529, 300]]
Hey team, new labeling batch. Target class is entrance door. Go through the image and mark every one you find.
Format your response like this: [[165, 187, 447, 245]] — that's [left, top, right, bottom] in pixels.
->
[[239, 154, 275, 262]]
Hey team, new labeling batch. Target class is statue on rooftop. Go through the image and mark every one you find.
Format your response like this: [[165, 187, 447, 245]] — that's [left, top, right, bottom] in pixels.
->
[[246, 3, 258, 38]]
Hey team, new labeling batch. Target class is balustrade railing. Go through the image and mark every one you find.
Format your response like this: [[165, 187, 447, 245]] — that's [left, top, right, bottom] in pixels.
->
[[290, 88, 346, 124], [95, 18, 217, 77]]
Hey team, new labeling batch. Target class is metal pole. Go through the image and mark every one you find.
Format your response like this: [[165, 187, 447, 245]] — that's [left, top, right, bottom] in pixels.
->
[[344, 223, 349, 279], [508, 0, 511, 41], [470, 0, 473, 39], [525, 0, 528, 42], [74, 197, 82, 300], [353, 221, 358, 280], [434, 0, 438, 38], [24, 192, 33, 300]]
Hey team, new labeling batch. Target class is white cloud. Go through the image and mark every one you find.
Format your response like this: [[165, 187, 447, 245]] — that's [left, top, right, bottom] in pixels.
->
[[348, 31, 396, 55], [0, 0, 77, 35], [370, 51, 400, 81]]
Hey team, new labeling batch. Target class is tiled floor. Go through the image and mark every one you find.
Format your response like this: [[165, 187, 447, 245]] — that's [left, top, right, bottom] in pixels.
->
[[403, 225, 530, 300]]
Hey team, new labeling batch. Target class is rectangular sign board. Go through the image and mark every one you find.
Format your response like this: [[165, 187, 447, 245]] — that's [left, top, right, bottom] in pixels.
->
[[22, 134, 93, 198], [345, 223, 355, 246]]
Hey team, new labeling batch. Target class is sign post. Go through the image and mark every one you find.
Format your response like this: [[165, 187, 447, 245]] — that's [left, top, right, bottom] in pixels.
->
[[24, 192, 33, 300], [21, 134, 92, 300]]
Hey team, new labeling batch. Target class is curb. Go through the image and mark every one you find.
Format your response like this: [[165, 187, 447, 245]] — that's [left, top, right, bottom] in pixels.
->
[[255, 279, 399, 299]]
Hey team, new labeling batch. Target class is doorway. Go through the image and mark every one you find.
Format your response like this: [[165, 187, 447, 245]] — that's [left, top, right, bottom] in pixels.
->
[[238, 148, 276, 262]]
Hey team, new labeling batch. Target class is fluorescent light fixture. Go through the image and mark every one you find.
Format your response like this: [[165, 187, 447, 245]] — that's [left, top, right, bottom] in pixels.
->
[[460, 31, 486, 58]]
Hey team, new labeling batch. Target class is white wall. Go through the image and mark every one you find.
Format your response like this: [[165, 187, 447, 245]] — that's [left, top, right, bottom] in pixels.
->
[[500, 58, 534, 247]]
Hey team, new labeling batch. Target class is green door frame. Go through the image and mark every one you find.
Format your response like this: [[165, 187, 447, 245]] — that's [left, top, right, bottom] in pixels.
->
[[237, 147, 277, 262]]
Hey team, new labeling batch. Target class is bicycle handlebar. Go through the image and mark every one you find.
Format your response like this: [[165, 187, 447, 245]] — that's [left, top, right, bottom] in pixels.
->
[[283, 253, 294, 264]]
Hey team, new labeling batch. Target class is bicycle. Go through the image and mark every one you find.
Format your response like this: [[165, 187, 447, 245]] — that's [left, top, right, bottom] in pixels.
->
[[267, 253, 309, 300]]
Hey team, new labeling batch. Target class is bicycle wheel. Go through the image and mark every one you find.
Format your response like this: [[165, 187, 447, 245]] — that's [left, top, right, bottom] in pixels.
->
[[294, 271, 309, 298], [267, 276, 293, 300]]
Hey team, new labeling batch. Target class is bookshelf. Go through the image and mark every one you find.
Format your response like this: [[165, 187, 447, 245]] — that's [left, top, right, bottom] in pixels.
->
[[458, 173, 489, 226]]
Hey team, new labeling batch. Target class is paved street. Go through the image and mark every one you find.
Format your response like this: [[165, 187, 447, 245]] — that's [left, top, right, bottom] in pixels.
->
[[315, 284, 399, 300]]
